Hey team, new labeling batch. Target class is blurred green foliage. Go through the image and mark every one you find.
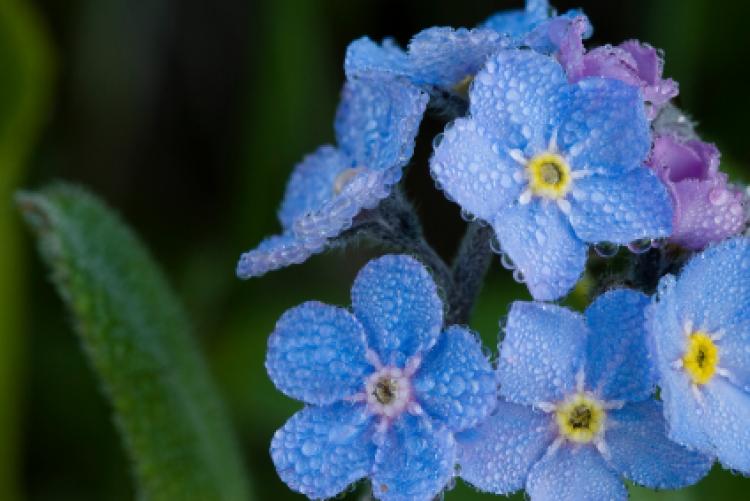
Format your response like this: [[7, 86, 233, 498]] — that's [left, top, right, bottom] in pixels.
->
[[18, 184, 250, 500], [0, 1, 52, 500], [4, 0, 750, 499]]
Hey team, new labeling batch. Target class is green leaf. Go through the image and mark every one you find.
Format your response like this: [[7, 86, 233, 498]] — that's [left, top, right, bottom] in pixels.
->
[[17, 184, 251, 501], [0, 2, 53, 500]]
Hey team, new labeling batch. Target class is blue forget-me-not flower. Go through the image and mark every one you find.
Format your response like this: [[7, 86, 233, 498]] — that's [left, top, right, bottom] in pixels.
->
[[345, 0, 590, 97], [648, 237, 750, 474], [430, 49, 673, 300], [457, 289, 712, 500], [267, 255, 496, 500], [236, 74, 427, 279]]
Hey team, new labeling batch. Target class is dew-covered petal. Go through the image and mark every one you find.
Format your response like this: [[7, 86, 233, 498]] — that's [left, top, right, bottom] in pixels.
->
[[351, 255, 443, 366], [335, 74, 427, 172], [703, 377, 750, 473], [557, 77, 650, 177], [407, 27, 510, 88], [413, 326, 496, 432], [430, 118, 522, 221], [456, 400, 554, 495], [266, 301, 373, 405], [585, 289, 656, 402], [648, 276, 714, 453], [372, 414, 456, 501], [671, 238, 750, 335], [278, 145, 351, 229], [499, 301, 588, 405], [344, 37, 410, 80], [236, 233, 315, 279], [568, 168, 673, 244], [470, 50, 568, 152], [292, 167, 400, 247], [270, 402, 376, 500], [526, 446, 626, 501], [714, 319, 750, 390], [482, 0, 549, 41], [606, 400, 712, 489], [524, 10, 592, 56], [493, 201, 587, 301]]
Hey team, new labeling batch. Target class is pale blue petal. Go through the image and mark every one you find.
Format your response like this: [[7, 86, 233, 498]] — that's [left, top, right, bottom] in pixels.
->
[[659, 368, 714, 454], [672, 238, 750, 338], [429, 117, 522, 221], [569, 169, 673, 244], [408, 27, 510, 88], [715, 319, 750, 389], [351, 255, 443, 366], [344, 37, 410, 80], [266, 301, 373, 406], [703, 378, 750, 473], [526, 446, 626, 501], [292, 167, 400, 247], [499, 301, 588, 405], [606, 400, 712, 489], [457, 400, 554, 495], [235, 233, 314, 279], [414, 326, 496, 432], [470, 50, 567, 152], [557, 77, 650, 177], [270, 402, 376, 500], [584, 289, 656, 402], [278, 145, 351, 229], [335, 74, 427, 172], [372, 414, 456, 501], [493, 201, 587, 301]]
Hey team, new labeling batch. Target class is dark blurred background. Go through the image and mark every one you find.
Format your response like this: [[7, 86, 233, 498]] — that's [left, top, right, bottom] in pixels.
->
[[2, 0, 749, 499]]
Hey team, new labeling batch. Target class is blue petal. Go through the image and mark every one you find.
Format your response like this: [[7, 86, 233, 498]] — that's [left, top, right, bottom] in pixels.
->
[[430, 117, 522, 221], [278, 145, 351, 229], [657, 364, 714, 454], [344, 37, 410, 80], [584, 289, 656, 402], [499, 301, 588, 405], [526, 446, 626, 501], [372, 414, 456, 501], [270, 402, 376, 499], [524, 11, 592, 54], [292, 166, 400, 247], [351, 255, 443, 366], [235, 233, 314, 279], [408, 27, 510, 88], [715, 319, 750, 389], [335, 74, 427, 172], [672, 238, 750, 339], [413, 326, 496, 432], [606, 400, 712, 489], [557, 78, 650, 177], [457, 400, 554, 495], [483, 0, 549, 41], [470, 50, 568, 152], [493, 201, 587, 301], [266, 301, 373, 405], [703, 378, 750, 473], [569, 168, 673, 244]]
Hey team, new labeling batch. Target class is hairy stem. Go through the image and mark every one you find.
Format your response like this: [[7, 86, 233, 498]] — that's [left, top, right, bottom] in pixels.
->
[[447, 222, 495, 325]]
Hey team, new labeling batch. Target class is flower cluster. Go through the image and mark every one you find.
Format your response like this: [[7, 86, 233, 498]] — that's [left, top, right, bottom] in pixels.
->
[[237, 1, 750, 500]]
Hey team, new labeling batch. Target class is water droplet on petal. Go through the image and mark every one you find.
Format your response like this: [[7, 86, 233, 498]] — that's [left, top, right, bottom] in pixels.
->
[[593, 242, 619, 258]]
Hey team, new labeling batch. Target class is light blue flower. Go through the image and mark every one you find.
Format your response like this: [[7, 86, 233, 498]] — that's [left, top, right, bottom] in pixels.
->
[[267, 255, 496, 500], [345, 1, 591, 94], [236, 75, 427, 279], [647, 237, 750, 474], [430, 49, 673, 300], [457, 289, 712, 500]]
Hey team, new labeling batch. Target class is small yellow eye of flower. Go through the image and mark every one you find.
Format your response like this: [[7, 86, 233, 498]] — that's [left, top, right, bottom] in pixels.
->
[[373, 377, 398, 405], [526, 152, 572, 199], [555, 393, 606, 444], [683, 332, 719, 385], [333, 167, 364, 195]]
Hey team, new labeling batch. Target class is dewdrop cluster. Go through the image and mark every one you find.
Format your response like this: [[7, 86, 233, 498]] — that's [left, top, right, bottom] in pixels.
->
[[237, 1, 750, 500]]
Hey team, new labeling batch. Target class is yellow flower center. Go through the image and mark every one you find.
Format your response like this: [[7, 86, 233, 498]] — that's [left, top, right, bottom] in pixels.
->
[[333, 167, 364, 195], [373, 376, 399, 405], [683, 332, 719, 385], [555, 393, 606, 444], [526, 152, 572, 199]]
